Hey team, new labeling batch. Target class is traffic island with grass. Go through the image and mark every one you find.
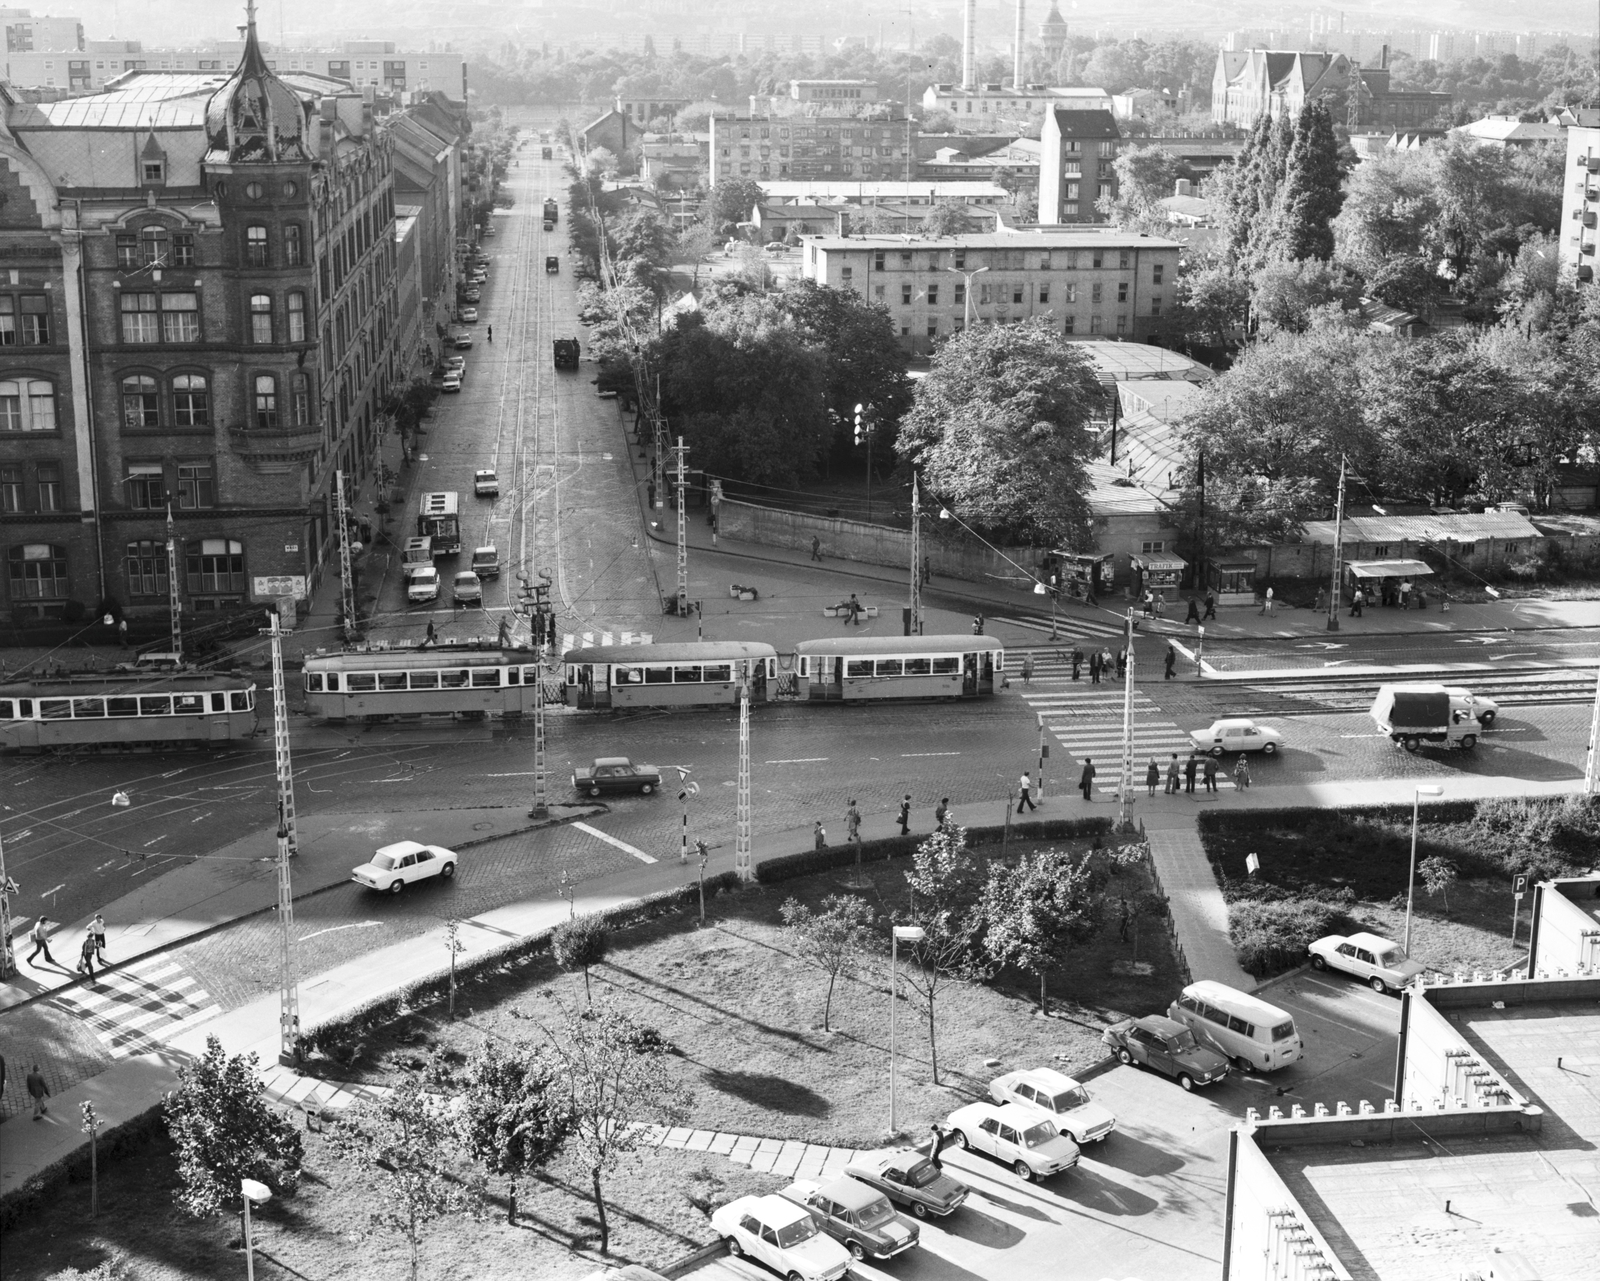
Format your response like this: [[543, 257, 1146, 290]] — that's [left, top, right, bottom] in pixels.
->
[[1199, 796, 1600, 980]]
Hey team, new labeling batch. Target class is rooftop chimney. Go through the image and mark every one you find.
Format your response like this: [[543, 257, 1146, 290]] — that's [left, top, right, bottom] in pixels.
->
[[1014, 0, 1025, 88], [962, 0, 976, 90]]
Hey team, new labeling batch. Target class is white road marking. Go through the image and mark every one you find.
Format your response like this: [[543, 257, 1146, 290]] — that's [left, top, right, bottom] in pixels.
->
[[901, 752, 962, 757], [300, 920, 383, 943], [486, 771, 540, 777], [764, 757, 829, 764], [573, 821, 657, 864]]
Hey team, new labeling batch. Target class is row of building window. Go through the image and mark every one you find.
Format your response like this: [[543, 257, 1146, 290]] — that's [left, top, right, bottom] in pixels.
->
[[114, 289, 306, 344], [0, 295, 52, 345], [731, 125, 905, 141], [879, 280, 1156, 308], [243, 223, 305, 268], [123, 461, 215, 510], [0, 464, 62, 512], [894, 314, 1133, 338], [848, 249, 1155, 274], [3, 369, 313, 438], [115, 226, 196, 269], [6, 540, 247, 604]]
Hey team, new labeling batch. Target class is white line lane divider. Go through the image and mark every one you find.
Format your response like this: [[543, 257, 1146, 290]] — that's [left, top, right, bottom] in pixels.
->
[[764, 757, 829, 764], [573, 821, 657, 864]]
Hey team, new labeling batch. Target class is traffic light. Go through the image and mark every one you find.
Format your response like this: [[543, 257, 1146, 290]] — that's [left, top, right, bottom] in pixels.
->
[[854, 402, 864, 446]]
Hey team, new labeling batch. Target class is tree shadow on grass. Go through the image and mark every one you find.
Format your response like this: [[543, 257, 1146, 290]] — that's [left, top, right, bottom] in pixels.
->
[[702, 1066, 831, 1116], [599, 962, 824, 1049]]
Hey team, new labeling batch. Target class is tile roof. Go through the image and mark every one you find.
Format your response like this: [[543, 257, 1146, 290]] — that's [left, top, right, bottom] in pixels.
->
[[1300, 512, 1540, 544]]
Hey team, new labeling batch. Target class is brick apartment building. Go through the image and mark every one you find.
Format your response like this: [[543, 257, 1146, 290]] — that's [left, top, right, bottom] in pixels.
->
[[709, 114, 914, 184], [1037, 108, 1122, 225]]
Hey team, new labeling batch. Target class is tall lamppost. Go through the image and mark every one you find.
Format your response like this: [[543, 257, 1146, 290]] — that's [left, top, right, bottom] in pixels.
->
[[889, 923, 925, 1134], [240, 1179, 272, 1281], [1404, 784, 1444, 955], [945, 264, 988, 331]]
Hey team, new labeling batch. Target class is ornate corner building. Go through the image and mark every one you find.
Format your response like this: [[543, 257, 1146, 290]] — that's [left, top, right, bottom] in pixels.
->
[[0, 4, 462, 622]]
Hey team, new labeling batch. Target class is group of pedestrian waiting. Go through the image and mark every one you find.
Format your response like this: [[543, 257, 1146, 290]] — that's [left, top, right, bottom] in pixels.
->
[[816, 794, 958, 849], [1068, 646, 1122, 684], [25, 912, 109, 981], [1142, 751, 1252, 798]]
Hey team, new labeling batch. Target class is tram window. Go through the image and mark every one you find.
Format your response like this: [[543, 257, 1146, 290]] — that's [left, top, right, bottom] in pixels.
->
[[846, 659, 874, 678], [139, 695, 172, 715], [614, 666, 643, 685], [875, 659, 903, 677], [471, 669, 500, 688], [326, 673, 340, 691], [905, 657, 932, 675], [379, 672, 408, 691], [73, 698, 106, 718], [107, 697, 140, 717], [440, 670, 469, 689], [565, 665, 578, 684], [767, 658, 777, 678], [644, 666, 673, 685], [674, 665, 703, 683], [524, 667, 541, 684], [306, 673, 323, 692], [231, 691, 251, 711], [505, 667, 520, 685], [703, 663, 732, 683], [409, 671, 439, 690], [0, 699, 12, 719], [174, 694, 204, 714], [798, 657, 809, 677], [211, 693, 227, 711], [347, 673, 377, 692], [932, 657, 960, 675], [41, 698, 72, 720]]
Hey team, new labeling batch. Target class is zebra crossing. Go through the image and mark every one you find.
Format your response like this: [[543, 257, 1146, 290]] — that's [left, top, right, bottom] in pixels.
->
[[50, 953, 220, 1059], [987, 609, 1128, 641], [563, 629, 654, 653]]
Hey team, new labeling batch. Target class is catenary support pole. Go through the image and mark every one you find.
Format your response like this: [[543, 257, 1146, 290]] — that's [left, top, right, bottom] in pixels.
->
[[263, 612, 301, 1066], [335, 470, 357, 642], [735, 662, 753, 881], [165, 498, 182, 661], [1117, 608, 1136, 831]]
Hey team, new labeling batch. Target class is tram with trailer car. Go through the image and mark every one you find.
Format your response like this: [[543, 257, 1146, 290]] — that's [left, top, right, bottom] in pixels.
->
[[302, 644, 541, 721], [564, 642, 778, 709], [0, 673, 258, 752], [793, 636, 1002, 701]]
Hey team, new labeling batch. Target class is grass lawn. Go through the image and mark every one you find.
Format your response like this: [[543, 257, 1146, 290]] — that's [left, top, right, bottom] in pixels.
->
[[4, 839, 1178, 1281]]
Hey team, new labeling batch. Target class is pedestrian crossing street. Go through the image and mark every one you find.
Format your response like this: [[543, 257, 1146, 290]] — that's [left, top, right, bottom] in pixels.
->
[[49, 953, 221, 1059]]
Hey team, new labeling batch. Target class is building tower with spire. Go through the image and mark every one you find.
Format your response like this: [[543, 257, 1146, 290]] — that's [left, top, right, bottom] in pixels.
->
[[1039, 3, 1068, 64]]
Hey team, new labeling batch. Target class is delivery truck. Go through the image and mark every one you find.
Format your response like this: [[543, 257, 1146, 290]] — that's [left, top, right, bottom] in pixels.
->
[[1370, 684, 1479, 752], [553, 337, 580, 370]]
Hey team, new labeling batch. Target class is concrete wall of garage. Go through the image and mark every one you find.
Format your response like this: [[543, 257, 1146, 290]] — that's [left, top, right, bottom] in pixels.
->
[[1224, 1133, 1354, 1281]]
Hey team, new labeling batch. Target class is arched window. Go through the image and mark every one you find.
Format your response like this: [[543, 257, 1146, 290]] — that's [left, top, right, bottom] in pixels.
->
[[8, 543, 68, 600], [141, 224, 169, 265], [254, 374, 278, 429], [249, 294, 273, 344], [121, 374, 159, 429], [287, 291, 307, 343], [172, 373, 209, 427], [245, 224, 269, 267], [284, 223, 304, 267], [185, 538, 245, 598], [125, 539, 169, 596]]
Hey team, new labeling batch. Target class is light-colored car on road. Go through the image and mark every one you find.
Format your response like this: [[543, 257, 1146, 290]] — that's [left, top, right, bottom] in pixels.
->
[[451, 331, 473, 349], [460, 306, 479, 322], [445, 355, 466, 372], [988, 1067, 1117, 1144], [351, 839, 457, 894], [709, 1194, 850, 1281], [452, 571, 482, 606], [474, 469, 499, 497], [406, 565, 440, 603], [1189, 718, 1282, 756], [441, 370, 463, 393], [777, 1176, 919, 1261], [470, 546, 500, 579], [946, 1101, 1080, 1181], [1308, 931, 1426, 994]]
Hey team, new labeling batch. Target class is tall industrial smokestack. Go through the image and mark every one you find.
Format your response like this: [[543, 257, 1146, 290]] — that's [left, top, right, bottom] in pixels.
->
[[962, 0, 976, 90], [1014, 0, 1025, 87]]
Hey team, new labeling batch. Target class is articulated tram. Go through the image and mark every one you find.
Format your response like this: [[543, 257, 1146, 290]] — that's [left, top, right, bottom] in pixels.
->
[[0, 673, 258, 752]]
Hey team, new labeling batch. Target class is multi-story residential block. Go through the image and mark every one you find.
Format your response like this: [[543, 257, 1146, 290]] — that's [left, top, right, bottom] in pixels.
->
[[1037, 108, 1121, 225], [1211, 48, 1450, 130], [800, 230, 1180, 355], [0, 8, 462, 621], [785, 80, 881, 113], [1559, 107, 1600, 288], [709, 114, 914, 184], [921, 83, 1112, 128], [3, 8, 81, 52], [389, 98, 468, 369]]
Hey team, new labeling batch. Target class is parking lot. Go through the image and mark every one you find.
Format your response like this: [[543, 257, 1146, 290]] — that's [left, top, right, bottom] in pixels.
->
[[682, 967, 1402, 1281]]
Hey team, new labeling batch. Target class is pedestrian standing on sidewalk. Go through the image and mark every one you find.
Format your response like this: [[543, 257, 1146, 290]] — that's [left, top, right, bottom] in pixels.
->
[[922, 556, 931, 584], [897, 795, 911, 835], [1185, 596, 1201, 625], [1116, 647, 1128, 679], [1017, 771, 1037, 813], [1088, 649, 1101, 685], [1315, 585, 1328, 613], [425, 620, 436, 647], [1234, 756, 1251, 790], [846, 594, 861, 626], [1259, 586, 1273, 616], [846, 800, 862, 845], [1165, 753, 1181, 795], [1203, 589, 1217, 621], [26, 916, 55, 968], [1020, 654, 1034, 686], [117, 617, 129, 648], [1351, 588, 1364, 618], [1184, 753, 1199, 795], [1203, 755, 1218, 793], [90, 913, 107, 964], [77, 931, 97, 982], [1142, 590, 1154, 617], [813, 821, 827, 849], [1164, 643, 1177, 680], [935, 797, 950, 829], [1078, 758, 1097, 802], [811, 536, 823, 562], [1146, 758, 1160, 797], [972, 613, 984, 635], [1071, 646, 1083, 681], [488, 324, 494, 343], [26, 1065, 49, 1119]]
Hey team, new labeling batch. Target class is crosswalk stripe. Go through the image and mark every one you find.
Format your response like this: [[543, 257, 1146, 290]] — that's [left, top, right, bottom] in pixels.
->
[[51, 955, 219, 1059]]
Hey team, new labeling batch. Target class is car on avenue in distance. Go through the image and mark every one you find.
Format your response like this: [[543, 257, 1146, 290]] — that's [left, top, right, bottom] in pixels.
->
[[1102, 1014, 1231, 1091], [572, 757, 662, 797], [351, 840, 458, 894], [474, 469, 499, 497], [452, 571, 482, 607], [452, 331, 473, 349], [406, 565, 441, 604], [460, 306, 479, 322], [470, 546, 500, 579], [709, 1194, 851, 1281], [1189, 718, 1282, 756], [843, 1148, 968, 1218], [945, 1101, 1080, 1181], [445, 355, 466, 371], [776, 1176, 919, 1261], [1308, 932, 1426, 994], [988, 1067, 1117, 1144], [441, 370, 463, 393]]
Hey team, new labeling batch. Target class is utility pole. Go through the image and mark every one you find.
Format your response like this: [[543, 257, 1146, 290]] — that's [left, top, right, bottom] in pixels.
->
[[735, 661, 753, 881], [262, 612, 301, 1067], [1036, 713, 1048, 804], [1585, 664, 1600, 794], [652, 371, 667, 510], [528, 571, 553, 819], [673, 436, 690, 613], [0, 822, 15, 979], [1117, 607, 1136, 832], [1327, 456, 1347, 633], [335, 471, 358, 643], [165, 497, 182, 661], [909, 472, 922, 635]]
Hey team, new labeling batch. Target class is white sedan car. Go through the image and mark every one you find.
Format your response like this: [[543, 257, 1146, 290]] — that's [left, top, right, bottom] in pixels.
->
[[1189, 717, 1282, 756], [710, 1194, 850, 1281], [988, 1067, 1117, 1144], [406, 565, 440, 604], [1308, 932, 1426, 994], [945, 1101, 1080, 1181], [474, 469, 499, 497], [351, 840, 457, 894]]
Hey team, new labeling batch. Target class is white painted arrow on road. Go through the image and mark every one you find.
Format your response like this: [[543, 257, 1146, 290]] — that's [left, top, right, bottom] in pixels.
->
[[1294, 642, 1347, 650], [1454, 636, 1505, 646]]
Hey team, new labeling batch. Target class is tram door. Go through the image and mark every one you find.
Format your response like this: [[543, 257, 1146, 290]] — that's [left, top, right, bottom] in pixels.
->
[[981, 652, 994, 693], [962, 653, 978, 696], [751, 661, 768, 701]]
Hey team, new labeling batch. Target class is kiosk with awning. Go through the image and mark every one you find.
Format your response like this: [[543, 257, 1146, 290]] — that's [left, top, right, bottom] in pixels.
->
[[1207, 560, 1259, 605], [1343, 559, 1435, 602], [1050, 551, 1116, 600], [1131, 552, 1187, 601]]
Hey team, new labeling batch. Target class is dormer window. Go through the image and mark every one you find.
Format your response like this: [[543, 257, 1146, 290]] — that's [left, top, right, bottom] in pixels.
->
[[143, 161, 165, 184]]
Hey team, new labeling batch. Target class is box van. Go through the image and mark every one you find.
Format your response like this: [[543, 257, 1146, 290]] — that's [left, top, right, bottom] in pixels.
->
[[402, 536, 436, 568], [1168, 980, 1302, 1072]]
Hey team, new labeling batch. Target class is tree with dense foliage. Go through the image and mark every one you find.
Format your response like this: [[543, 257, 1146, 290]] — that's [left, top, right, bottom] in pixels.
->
[[1097, 144, 1183, 230], [1271, 102, 1343, 261], [1250, 258, 1363, 335], [552, 913, 611, 1004], [1170, 253, 1252, 348], [542, 999, 691, 1255], [922, 199, 977, 237], [454, 1040, 568, 1226], [381, 379, 441, 449], [780, 895, 875, 1031], [165, 1036, 304, 1221], [981, 850, 1104, 1012], [705, 177, 766, 233], [896, 319, 1101, 546]]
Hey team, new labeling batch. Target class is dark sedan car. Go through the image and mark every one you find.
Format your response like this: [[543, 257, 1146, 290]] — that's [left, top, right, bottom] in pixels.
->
[[778, 1177, 919, 1262], [843, 1148, 968, 1219], [571, 756, 661, 797], [1102, 1014, 1230, 1092]]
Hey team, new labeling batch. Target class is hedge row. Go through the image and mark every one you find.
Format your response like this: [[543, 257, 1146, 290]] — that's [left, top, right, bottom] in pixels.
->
[[0, 1099, 168, 1231]]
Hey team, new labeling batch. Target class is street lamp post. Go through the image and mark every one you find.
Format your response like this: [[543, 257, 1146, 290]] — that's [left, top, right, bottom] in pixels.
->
[[1404, 784, 1444, 955], [240, 1179, 272, 1281], [889, 924, 926, 1135], [945, 265, 989, 331]]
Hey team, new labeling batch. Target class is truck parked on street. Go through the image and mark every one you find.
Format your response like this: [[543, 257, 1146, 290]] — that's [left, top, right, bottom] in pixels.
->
[[1370, 684, 1479, 752], [553, 337, 580, 370]]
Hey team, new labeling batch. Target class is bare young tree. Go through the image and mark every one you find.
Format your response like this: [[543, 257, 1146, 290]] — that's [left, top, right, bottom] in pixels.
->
[[1419, 855, 1458, 912], [780, 895, 875, 1031]]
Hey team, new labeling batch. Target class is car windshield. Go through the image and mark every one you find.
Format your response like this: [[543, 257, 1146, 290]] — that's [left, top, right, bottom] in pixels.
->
[[369, 854, 396, 870], [856, 1198, 895, 1229], [1169, 1029, 1199, 1052], [903, 1159, 940, 1188], [1047, 1087, 1091, 1112], [775, 1218, 818, 1248], [1021, 1121, 1060, 1148]]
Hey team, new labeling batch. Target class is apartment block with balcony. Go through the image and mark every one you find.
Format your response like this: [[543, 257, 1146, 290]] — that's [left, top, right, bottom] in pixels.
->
[[1560, 108, 1600, 288], [709, 114, 914, 184], [800, 230, 1181, 356], [1038, 108, 1121, 225]]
